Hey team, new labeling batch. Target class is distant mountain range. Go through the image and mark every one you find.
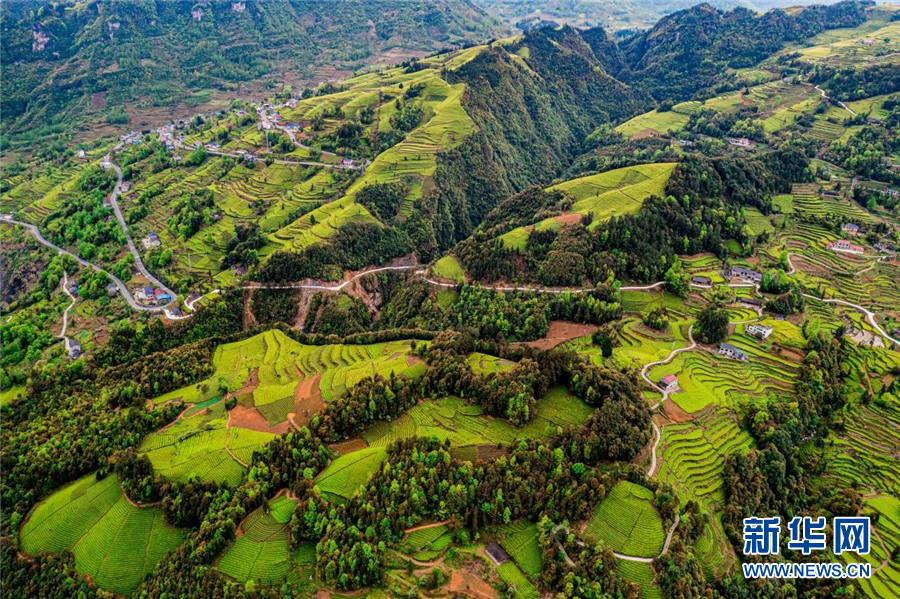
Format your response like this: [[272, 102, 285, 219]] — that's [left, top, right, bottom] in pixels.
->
[[474, 0, 861, 30]]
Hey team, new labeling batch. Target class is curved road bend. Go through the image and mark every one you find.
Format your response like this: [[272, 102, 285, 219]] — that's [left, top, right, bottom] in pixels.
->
[[0, 215, 163, 314], [58, 271, 77, 352], [102, 155, 178, 308]]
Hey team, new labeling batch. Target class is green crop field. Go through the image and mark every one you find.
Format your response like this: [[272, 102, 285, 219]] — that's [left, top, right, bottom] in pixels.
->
[[497, 561, 540, 599], [20, 474, 186, 596], [498, 163, 675, 249], [316, 447, 388, 500], [615, 109, 690, 138], [217, 495, 304, 586], [467, 352, 515, 374], [584, 481, 665, 557], [139, 401, 251, 485], [497, 521, 543, 576], [432, 255, 465, 283], [401, 524, 451, 555], [657, 409, 754, 505], [363, 386, 593, 448], [154, 330, 423, 409], [617, 560, 662, 599]]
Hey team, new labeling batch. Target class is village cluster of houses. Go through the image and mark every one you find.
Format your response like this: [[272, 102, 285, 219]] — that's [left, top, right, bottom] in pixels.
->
[[135, 286, 172, 305]]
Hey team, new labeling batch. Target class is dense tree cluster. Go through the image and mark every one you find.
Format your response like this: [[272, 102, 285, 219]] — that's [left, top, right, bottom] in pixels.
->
[[694, 305, 730, 345]]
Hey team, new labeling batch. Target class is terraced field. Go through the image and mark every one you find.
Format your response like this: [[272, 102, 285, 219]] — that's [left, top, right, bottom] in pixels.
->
[[1, 160, 93, 221], [854, 495, 900, 599], [497, 521, 543, 577], [657, 409, 754, 506], [217, 495, 305, 586], [316, 447, 388, 500], [363, 386, 594, 448], [498, 163, 676, 250], [138, 401, 258, 485], [272, 51, 477, 250], [646, 324, 802, 413], [154, 330, 423, 409], [583, 481, 665, 558], [617, 560, 662, 599], [827, 346, 900, 497], [20, 474, 186, 596]]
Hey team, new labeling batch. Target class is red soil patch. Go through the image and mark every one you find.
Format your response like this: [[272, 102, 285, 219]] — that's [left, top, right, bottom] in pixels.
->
[[523, 321, 598, 350], [231, 367, 260, 398], [290, 373, 325, 429], [330, 438, 368, 455], [91, 92, 106, 110], [407, 355, 425, 367], [229, 405, 290, 435], [553, 212, 584, 226], [661, 398, 693, 423], [632, 127, 660, 140], [450, 568, 498, 599]]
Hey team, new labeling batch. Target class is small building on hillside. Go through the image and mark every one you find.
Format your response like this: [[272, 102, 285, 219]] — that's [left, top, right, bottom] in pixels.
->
[[729, 137, 752, 148], [341, 157, 355, 167], [107, 283, 117, 296], [120, 181, 132, 192], [691, 276, 711, 285], [725, 266, 763, 283], [153, 288, 172, 303], [77, 149, 86, 158], [68, 339, 81, 360], [747, 323, 773, 340], [718, 343, 748, 361], [142, 232, 161, 249], [827, 239, 864, 255], [874, 243, 896, 255], [842, 223, 860, 236], [738, 297, 762, 308], [658, 374, 679, 392]]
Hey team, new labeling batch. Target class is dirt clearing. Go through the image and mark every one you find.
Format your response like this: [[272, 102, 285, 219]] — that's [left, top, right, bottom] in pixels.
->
[[523, 321, 598, 349]]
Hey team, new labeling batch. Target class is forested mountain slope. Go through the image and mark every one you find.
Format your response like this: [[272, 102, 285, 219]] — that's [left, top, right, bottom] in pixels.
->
[[0, 0, 501, 137], [618, 0, 872, 99]]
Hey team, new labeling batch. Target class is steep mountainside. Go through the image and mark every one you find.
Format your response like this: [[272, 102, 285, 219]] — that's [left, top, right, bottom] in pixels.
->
[[0, 0, 501, 135], [617, 0, 871, 99], [429, 27, 648, 246]]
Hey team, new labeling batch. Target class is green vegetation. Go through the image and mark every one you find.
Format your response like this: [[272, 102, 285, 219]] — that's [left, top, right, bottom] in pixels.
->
[[363, 387, 593, 448], [315, 447, 388, 500], [584, 481, 665, 558], [217, 496, 305, 586], [19, 474, 186, 596], [431, 255, 465, 283], [498, 163, 675, 249]]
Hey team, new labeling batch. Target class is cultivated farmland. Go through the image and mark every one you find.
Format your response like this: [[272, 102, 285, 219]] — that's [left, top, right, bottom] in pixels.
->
[[583, 481, 665, 557], [20, 474, 186, 596], [217, 495, 305, 586], [316, 447, 388, 500]]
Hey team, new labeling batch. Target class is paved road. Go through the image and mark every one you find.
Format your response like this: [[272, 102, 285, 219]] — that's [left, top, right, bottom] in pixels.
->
[[814, 84, 857, 116], [101, 155, 178, 308], [613, 515, 681, 563], [0, 215, 188, 320], [58, 272, 77, 353]]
